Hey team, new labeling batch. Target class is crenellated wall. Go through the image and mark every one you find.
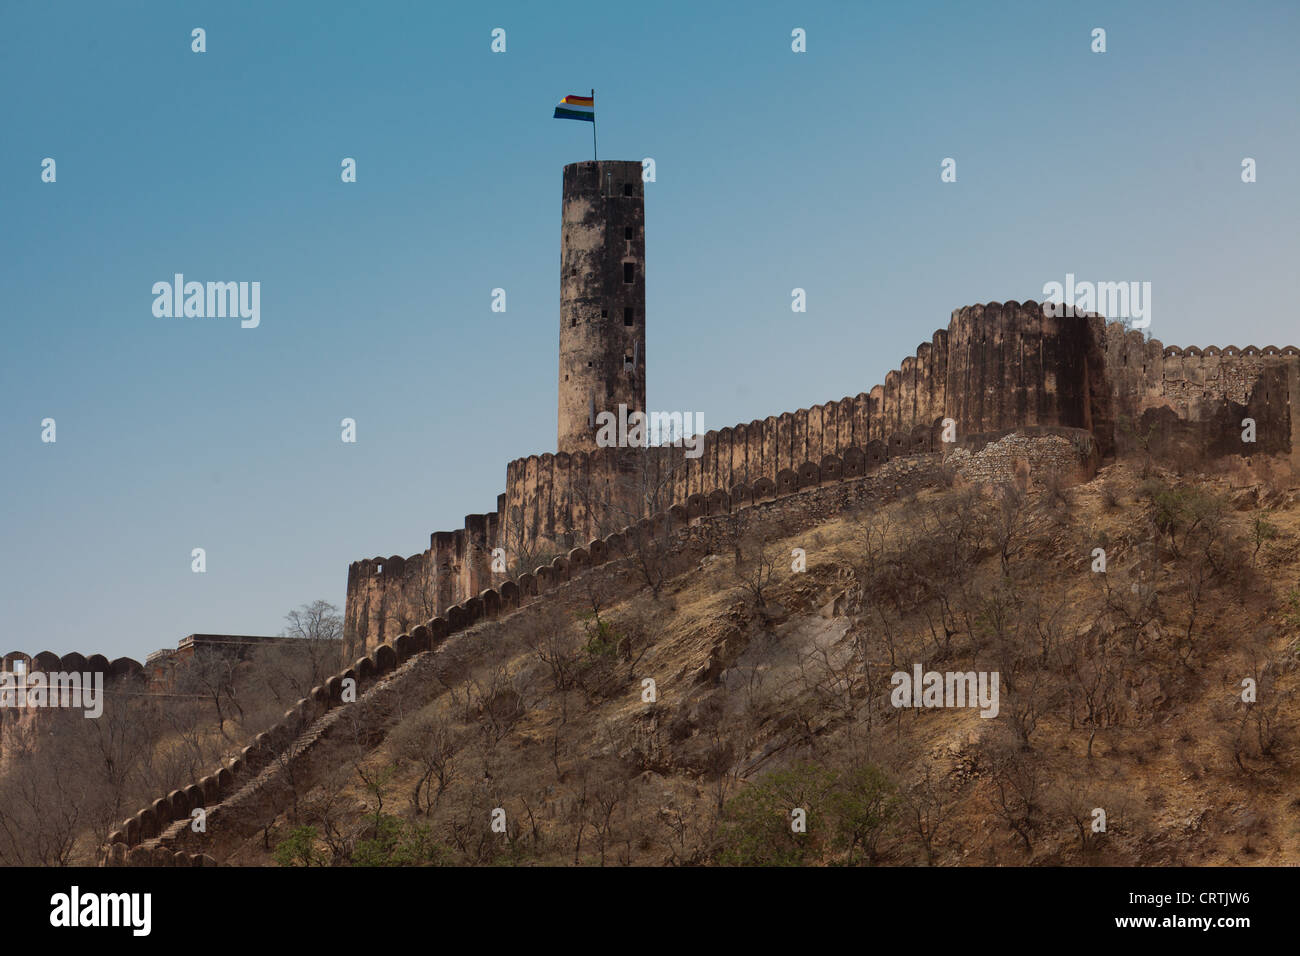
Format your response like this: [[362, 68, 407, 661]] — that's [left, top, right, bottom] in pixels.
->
[[0, 653, 144, 760], [344, 509, 500, 660], [945, 301, 1110, 450], [1105, 324, 1300, 460], [343, 301, 1300, 657], [502, 324, 954, 551], [0, 651, 143, 681]]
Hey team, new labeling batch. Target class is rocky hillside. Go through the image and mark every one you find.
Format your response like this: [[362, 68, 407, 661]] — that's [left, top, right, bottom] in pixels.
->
[[210, 458, 1300, 866]]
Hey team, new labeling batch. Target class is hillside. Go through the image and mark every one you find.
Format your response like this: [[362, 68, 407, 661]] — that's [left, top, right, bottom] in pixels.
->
[[191, 459, 1300, 866]]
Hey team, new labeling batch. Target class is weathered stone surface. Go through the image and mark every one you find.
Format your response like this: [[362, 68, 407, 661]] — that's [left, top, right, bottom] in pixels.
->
[[557, 160, 646, 456]]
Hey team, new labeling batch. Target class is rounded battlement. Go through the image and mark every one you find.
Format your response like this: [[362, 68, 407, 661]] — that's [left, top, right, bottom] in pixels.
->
[[946, 299, 1107, 438]]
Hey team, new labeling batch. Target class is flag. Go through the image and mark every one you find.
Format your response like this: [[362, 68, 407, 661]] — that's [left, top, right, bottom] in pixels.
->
[[554, 93, 594, 122]]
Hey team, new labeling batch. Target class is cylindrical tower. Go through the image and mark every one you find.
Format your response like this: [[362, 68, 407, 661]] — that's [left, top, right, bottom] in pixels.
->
[[944, 300, 1107, 437], [558, 161, 646, 454]]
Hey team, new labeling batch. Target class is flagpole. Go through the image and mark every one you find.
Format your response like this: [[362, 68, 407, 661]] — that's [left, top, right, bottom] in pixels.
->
[[591, 88, 597, 162]]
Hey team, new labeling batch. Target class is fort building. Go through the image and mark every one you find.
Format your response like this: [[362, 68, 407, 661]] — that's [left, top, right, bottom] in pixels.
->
[[144, 633, 342, 691]]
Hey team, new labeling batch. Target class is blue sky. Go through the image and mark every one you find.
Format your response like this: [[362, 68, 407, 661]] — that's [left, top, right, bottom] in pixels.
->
[[2, 0, 1296, 661]]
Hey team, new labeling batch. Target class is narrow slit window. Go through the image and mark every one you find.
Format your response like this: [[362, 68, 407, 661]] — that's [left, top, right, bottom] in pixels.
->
[[623, 308, 634, 326], [622, 183, 633, 196], [623, 263, 634, 283], [624, 226, 633, 240]]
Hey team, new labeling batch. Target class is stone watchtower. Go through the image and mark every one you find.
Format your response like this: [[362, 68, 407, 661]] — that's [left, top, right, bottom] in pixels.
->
[[557, 161, 647, 454]]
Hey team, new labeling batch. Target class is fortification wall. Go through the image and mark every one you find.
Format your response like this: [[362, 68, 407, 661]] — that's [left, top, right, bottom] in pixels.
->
[[345, 302, 1300, 657], [347, 322, 956, 656], [347, 418, 948, 656], [501, 301, 1112, 552], [502, 326, 953, 551], [1105, 323, 1300, 461], [0, 654, 145, 766], [945, 301, 1111, 451], [344, 509, 501, 660], [0, 651, 142, 681]]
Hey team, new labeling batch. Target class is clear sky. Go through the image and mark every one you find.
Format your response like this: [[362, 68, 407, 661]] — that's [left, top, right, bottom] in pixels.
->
[[2, 0, 1297, 661]]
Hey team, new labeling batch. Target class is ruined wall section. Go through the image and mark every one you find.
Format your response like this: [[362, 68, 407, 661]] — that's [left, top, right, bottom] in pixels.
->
[[944, 426, 1099, 487], [1106, 323, 1300, 461]]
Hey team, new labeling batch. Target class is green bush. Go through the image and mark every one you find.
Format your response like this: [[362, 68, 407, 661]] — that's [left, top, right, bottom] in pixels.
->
[[716, 762, 896, 866], [580, 612, 621, 657], [1139, 480, 1225, 556], [351, 814, 453, 867], [826, 764, 898, 864], [273, 825, 327, 867]]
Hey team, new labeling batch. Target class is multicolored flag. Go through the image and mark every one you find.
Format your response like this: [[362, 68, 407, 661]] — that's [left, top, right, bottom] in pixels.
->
[[553, 93, 594, 122]]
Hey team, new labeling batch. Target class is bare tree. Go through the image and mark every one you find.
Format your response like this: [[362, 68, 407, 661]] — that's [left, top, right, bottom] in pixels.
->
[[392, 708, 459, 814], [727, 515, 780, 611], [173, 645, 247, 742], [259, 600, 345, 706], [981, 730, 1043, 854], [900, 763, 955, 865], [990, 483, 1029, 576]]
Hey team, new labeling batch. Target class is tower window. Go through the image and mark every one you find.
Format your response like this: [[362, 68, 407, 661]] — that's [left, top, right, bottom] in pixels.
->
[[587, 361, 593, 367], [624, 227, 633, 240], [601, 309, 608, 318], [623, 263, 634, 283], [622, 184, 633, 197], [624, 352, 634, 370], [623, 308, 634, 326]]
